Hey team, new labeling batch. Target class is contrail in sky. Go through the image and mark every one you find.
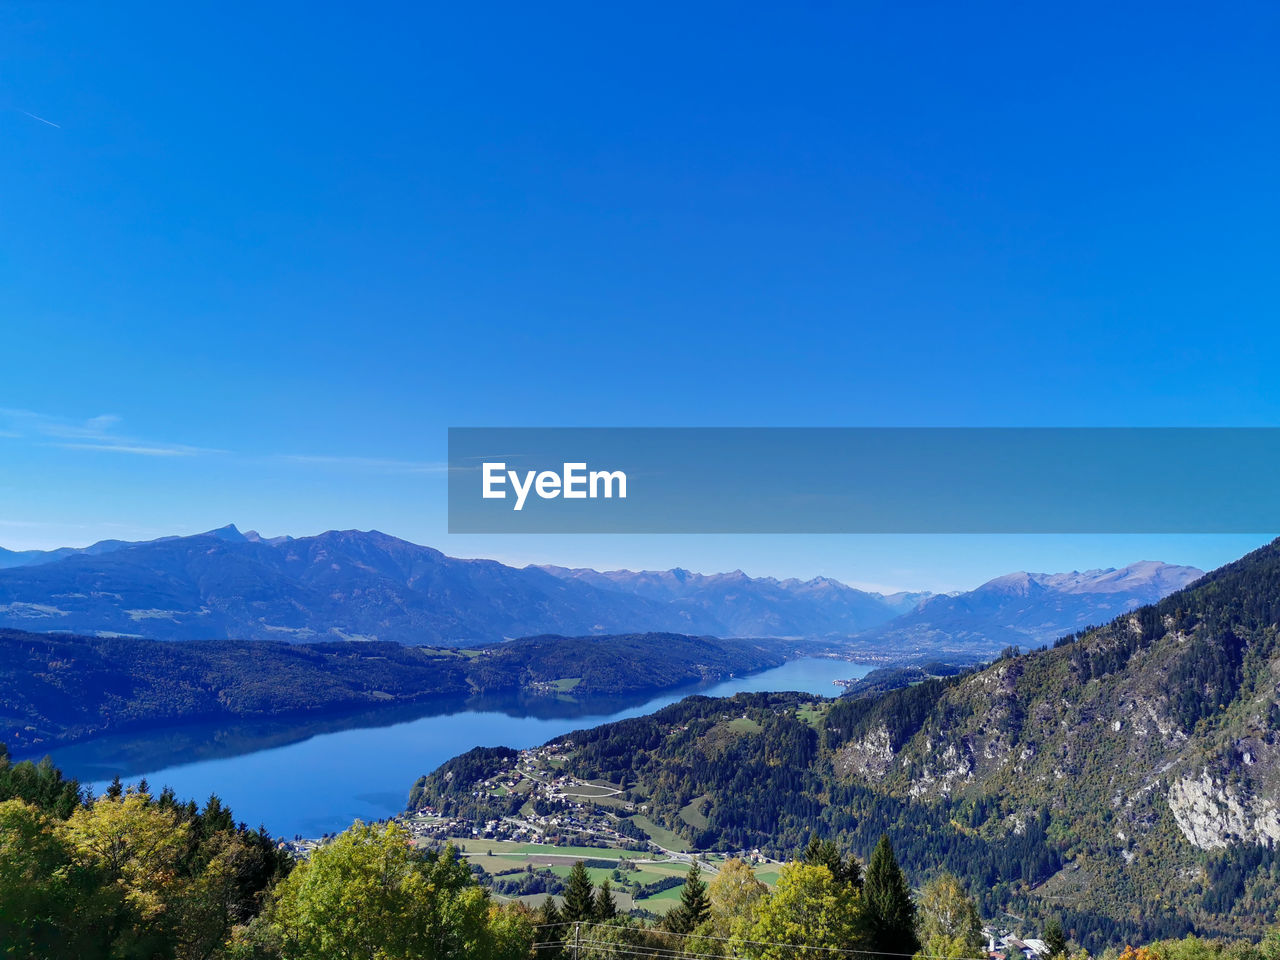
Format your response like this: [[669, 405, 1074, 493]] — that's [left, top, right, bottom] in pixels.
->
[[21, 110, 61, 128]]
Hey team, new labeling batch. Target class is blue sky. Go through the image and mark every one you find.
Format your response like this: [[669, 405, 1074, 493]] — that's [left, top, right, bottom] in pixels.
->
[[1, 2, 1276, 590]]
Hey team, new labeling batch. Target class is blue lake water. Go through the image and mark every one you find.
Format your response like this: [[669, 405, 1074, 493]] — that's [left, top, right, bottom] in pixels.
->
[[38, 657, 870, 839]]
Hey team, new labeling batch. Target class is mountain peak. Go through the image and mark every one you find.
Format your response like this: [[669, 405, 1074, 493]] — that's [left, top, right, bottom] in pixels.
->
[[204, 524, 247, 542]]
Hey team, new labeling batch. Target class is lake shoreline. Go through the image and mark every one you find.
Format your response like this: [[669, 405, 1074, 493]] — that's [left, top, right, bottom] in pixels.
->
[[11, 649, 873, 763], [31, 657, 873, 838]]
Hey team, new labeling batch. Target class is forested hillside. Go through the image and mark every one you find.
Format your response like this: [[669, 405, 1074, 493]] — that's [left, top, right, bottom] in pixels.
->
[[416, 539, 1280, 951], [0, 629, 784, 752]]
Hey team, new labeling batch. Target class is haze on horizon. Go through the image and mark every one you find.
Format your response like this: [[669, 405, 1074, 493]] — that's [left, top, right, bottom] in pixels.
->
[[0, 520, 1269, 596]]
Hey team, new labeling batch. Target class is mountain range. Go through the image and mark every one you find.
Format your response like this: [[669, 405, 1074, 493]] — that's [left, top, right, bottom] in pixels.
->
[[539, 564, 929, 637], [854, 560, 1204, 654], [0, 525, 1201, 650], [0, 526, 709, 645]]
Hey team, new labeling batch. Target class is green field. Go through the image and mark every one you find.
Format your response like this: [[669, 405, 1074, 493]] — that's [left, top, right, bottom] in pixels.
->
[[452, 834, 781, 913], [635, 883, 685, 913], [447, 836, 705, 901], [559, 783, 620, 798], [725, 717, 762, 733], [679, 795, 710, 830], [582, 794, 631, 811], [547, 864, 617, 885], [796, 703, 828, 727], [505, 891, 637, 912], [629, 816, 690, 852], [448, 838, 639, 859], [753, 865, 781, 885]]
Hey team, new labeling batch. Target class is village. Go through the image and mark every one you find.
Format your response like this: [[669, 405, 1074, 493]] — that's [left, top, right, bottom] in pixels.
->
[[378, 742, 1058, 957]]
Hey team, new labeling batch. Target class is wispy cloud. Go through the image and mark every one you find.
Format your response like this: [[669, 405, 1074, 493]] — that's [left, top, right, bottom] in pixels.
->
[[0, 409, 222, 457], [51, 441, 216, 457], [276, 454, 448, 475], [1, 408, 441, 473]]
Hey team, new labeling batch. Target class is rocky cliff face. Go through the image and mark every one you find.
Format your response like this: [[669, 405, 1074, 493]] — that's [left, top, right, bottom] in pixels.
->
[[833, 723, 895, 778], [1168, 769, 1280, 849]]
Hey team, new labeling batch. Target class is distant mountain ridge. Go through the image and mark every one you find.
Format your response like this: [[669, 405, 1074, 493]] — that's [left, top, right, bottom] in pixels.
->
[[0, 527, 718, 644], [854, 560, 1204, 654], [0, 525, 1201, 648], [538, 564, 929, 637]]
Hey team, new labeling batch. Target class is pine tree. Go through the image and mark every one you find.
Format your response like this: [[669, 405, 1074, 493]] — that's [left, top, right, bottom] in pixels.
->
[[1043, 919, 1067, 959], [536, 896, 564, 959], [594, 878, 618, 920], [668, 861, 711, 933], [803, 833, 863, 889], [562, 860, 596, 922], [863, 834, 918, 958], [539, 895, 563, 927]]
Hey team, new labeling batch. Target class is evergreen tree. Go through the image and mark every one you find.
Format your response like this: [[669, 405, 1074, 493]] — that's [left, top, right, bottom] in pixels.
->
[[863, 835, 919, 958], [1043, 919, 1067, 959], [538, 895, 563, 927], [595, 878, 618, 920], [562, 860, 596, 922], [535, 896, 565, 959], [803, 833, 863, 889], [668, 861, 711, 933]]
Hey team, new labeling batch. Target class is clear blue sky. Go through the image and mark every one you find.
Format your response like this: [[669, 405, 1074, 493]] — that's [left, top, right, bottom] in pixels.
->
[[2, 2, 1276, 590]]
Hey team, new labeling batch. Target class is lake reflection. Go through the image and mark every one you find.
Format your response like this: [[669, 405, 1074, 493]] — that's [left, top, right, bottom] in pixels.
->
[[35, 657, 869, 839]]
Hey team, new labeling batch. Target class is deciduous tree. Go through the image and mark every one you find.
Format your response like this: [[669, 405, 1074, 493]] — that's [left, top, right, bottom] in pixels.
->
[[708, 857, 767, 935], [914, 873, 983, 960], [736, 862, 866, 960]]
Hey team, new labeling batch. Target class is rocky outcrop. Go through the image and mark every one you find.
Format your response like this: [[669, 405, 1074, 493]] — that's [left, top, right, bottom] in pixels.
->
[[833, 724, 895, 778], [1167, 769, 1280, 850]]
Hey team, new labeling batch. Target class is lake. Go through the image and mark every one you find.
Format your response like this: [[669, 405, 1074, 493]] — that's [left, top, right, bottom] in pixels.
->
[[36, 657, 870, 839]]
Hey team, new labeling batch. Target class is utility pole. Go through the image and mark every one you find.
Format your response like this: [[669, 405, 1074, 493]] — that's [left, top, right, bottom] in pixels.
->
[[572, 920, 580, 960]]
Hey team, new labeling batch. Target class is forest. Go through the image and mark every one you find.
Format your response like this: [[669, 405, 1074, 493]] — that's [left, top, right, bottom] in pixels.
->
[[8, 739, 1280, 960], [0, 628, 784, 753]]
